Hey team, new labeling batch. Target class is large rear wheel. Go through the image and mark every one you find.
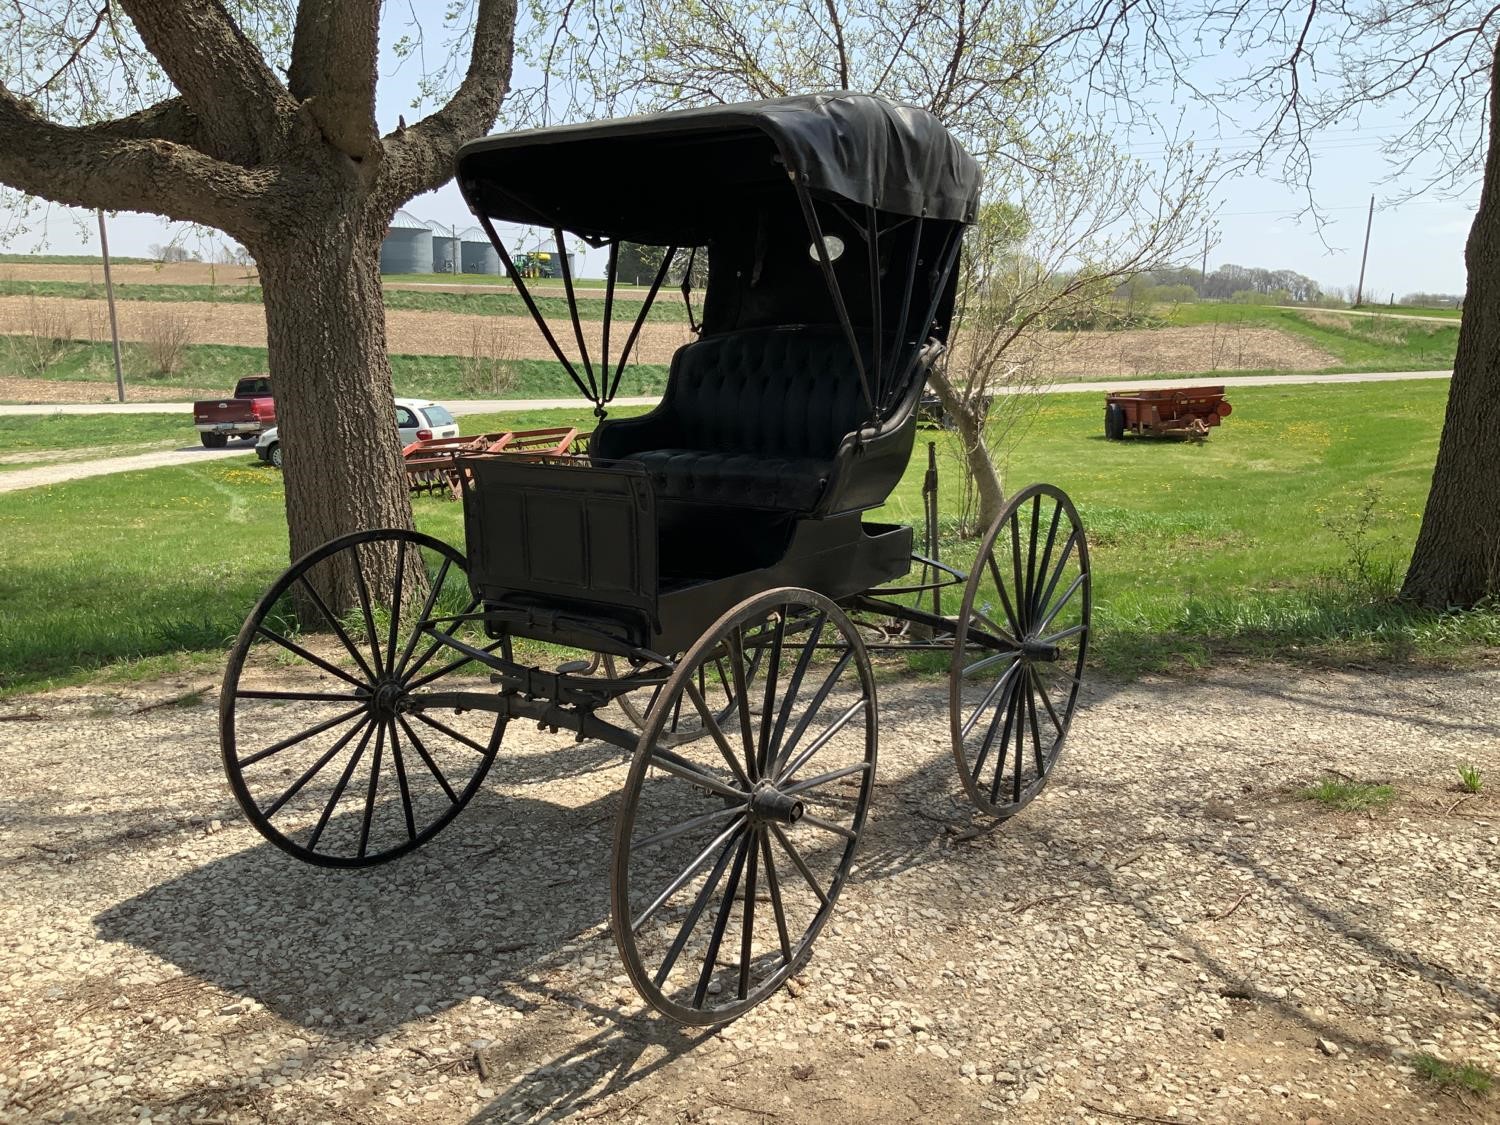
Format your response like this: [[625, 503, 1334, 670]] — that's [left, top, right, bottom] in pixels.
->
[[612, 589, 876, 1024], [220, 529, 504, 867]]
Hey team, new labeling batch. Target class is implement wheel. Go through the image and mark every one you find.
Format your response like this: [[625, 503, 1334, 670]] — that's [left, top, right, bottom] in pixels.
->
[[950, 484, 1090, 818], [613, 589, 876, 1025], [220, 529, 504, 867]]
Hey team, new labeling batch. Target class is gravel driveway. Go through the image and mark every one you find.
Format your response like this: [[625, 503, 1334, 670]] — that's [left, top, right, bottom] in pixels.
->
[[1, 664, 1497, 1123]]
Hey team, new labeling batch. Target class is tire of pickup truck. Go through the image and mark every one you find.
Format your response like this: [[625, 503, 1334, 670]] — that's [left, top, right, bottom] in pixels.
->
[[200, 432, 229, 448]]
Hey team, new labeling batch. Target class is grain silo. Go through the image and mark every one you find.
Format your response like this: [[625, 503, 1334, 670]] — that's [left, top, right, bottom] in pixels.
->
[[460, 227, 502, 275], [431, 231, 460, 274], [380, 211, 432, 275]]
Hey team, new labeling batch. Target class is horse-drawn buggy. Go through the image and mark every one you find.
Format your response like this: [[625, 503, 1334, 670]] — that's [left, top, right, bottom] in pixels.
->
[[219, 94, 1092, 1025]]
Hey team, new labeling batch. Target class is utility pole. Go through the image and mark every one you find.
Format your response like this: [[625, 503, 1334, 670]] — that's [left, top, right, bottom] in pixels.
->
[[1354, 194, 1374, 307], [96, 210, 126, 403]]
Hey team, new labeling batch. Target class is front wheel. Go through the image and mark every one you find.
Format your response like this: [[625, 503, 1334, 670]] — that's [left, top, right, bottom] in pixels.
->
[[612, 589, 876, 1024], [268, 443, 283, 469], [950, 484, 1090, 818], [220, 529, 504, 867]]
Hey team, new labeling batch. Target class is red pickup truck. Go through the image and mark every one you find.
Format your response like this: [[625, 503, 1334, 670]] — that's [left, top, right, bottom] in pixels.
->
[[193, 376, 276, 448]]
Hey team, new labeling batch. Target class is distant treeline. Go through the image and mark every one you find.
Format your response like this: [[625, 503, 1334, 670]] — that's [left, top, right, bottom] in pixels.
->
[[1117, 264, 1465, 309]]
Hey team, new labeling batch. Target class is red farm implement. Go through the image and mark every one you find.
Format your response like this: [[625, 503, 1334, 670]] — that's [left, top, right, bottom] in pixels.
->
[[403, 427, 589, 499], [1104, 385, 1232, 440]]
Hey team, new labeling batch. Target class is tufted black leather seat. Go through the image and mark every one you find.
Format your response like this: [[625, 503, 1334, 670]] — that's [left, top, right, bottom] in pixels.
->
[[593, 327, 874, 512]]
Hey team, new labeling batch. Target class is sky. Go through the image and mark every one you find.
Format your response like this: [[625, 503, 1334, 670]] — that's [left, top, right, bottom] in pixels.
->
[[3, 8, 1481, 299]]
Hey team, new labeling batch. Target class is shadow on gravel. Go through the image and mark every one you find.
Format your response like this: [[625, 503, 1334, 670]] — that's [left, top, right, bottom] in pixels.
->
[[89, 678, 1150, 1119]]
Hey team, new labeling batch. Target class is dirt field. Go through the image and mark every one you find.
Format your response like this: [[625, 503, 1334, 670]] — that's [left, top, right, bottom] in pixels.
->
[[0, 262, 260, 287], [0, 664, 1496, 1123], [0, 292, 1339, 377]]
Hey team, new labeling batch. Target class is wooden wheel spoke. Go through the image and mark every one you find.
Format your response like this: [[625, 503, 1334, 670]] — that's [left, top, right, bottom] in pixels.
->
[[238, 703, 367, 768], [293, 574, 376, 682], [1038, 621, 1088, 646], [1031, 531, 1077, 630], [394, 557, 452, 675], [972, 675, 1020, 785], [771, 648, 853, 778], [1024, 494, 1041, 624], [1026, 676, 1047, 777], [646, 745, 748, 801], [634, 819, 746, 935], [1011, 679, 1026, 804], [1035, 573, 1086, 636], [692, 835, 751, 1008], [738, 840, 760, 999], [782, 761, 871, 796], [387, 717, 418, 843], [770, 825, 830, 907], [985, 686, 1023, 801], [260, 714, 371, 819], [385, 540, 407, 672], [401, 600, 486, 685], [357, 719, 386, 858], [759, 830, 794, 964], [410, 711, 494, 757], [1009, 508, 1027, 632], [963, 659, 1020, 746], [984, 551, 1024, 640], [796, 813, 857, 841], [962, 648, 1018, 681], [728, 628, 758, 781], [1029, 501, 1064, 622], [349, 547, 385, 679], [755, 609, 786, 778], [236, 689, 367, 702], [634, 802, 747, 852], [1029, 665, 1065, 736], [254, 626, 367, 690], [395, 713, 459, 804], [683, 679, 754, 790], [306, 721, 376, 852], [777, 698, 866, 784], [768, 612, 826, 758], [650, 825, 748, 987]]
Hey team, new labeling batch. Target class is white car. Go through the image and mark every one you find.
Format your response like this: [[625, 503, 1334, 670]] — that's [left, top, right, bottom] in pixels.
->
[[255, 398, 461, 468]]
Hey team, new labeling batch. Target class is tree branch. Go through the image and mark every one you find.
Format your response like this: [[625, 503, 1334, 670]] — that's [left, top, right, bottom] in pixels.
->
[[0, 82, 274, 235], [289, 0, 381, 159], [115, 0, 288, 160], [375, 0, 518, 213]]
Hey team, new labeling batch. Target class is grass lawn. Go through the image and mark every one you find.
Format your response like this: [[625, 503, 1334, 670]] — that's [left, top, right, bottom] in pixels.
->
[[0, 277, 687, 323], [0, 413, 195, 471], [0, 336, 673, 401], [1163, 304, 1458, 371], [2, 380, 1496, 696]]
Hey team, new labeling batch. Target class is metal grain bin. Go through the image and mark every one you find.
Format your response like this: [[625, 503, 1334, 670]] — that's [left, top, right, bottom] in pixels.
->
[[380, 211, 432, 275], [432, 233, 460, 274], [460, 227, 502, 275]]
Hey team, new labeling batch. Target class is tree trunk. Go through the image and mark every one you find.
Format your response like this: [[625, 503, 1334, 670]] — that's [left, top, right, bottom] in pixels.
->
[[256, 214, 414, 604], [1401, 50, 1500, 608], [928, 365, 1005, 535]]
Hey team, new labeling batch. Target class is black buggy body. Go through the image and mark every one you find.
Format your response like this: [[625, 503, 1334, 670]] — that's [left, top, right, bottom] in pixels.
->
[[219, 93, 1092, 1027]]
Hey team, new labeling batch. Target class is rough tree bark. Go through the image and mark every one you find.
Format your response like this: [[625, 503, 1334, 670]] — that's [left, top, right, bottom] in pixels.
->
[[1401, 43, 1500, 609], [0, 0, 517, 605]]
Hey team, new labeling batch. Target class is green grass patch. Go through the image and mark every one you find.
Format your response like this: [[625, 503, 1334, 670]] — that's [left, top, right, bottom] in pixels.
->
[[1296, 778, 1395, 811], [0, 335, 671, 401], [1458, 762, 1485, 794], [1163, 303, 1458, 371], [1352, 304, 1463, 320], [0, 413, 191, 453], [5, 381, 1500, 695], [1411, 1053, 1493, 1097], [0, 253, 155, 265], [0, 277, 687, 322]]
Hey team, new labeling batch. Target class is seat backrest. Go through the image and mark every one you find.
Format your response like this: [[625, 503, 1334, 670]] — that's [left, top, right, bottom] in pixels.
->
[[662, 328, 870, 459]]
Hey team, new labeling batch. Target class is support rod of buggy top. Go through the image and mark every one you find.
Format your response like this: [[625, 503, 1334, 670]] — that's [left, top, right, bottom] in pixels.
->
[[865, 205, 885, 408], [600, 239, 619, 397], [481, 213, 595, 403], [605, 245, 678, 406], [888, 217, 923, 412], [555, 226, 599, 401], [793, 183, 876, 421], [892, 227, 965, 392]]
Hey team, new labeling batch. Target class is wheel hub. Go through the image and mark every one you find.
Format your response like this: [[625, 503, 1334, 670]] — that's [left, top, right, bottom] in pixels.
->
[[749, 781, 804, 826], [371, 679, 406, 719], [1019, 637, 1060, 662]]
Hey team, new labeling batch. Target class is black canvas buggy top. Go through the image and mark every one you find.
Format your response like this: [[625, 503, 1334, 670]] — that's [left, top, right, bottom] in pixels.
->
[[452, 94, 981, 647]]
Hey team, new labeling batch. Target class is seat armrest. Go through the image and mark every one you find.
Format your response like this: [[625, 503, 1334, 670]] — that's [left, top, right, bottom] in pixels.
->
[[593, 408, 676, 461]]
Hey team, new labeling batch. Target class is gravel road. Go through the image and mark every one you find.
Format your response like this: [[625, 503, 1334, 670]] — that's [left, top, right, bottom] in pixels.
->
[[0, 444, 249, 493], [1, 663, 1497, 1123]]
